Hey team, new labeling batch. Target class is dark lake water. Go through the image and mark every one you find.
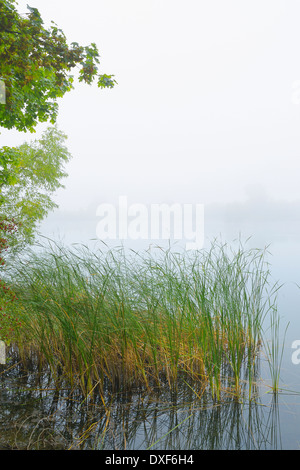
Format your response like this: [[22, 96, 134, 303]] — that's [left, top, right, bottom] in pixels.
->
[[0, 366, 291, 450]]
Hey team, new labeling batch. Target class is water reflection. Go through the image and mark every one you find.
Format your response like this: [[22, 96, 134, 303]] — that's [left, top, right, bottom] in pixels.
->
[[0, 356, 284, 450]]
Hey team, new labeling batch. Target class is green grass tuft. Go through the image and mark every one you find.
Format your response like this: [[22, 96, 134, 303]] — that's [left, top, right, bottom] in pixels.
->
[[3, 239, 280, 399]]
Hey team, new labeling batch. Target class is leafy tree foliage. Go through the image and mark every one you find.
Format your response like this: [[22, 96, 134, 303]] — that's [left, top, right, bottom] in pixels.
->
[[0, 1, 116, 248], [0, 126, 72, 248], [0, 0, 116, 245], [0, 0, 117, 132], [0, 219, 22, 343], [0, 2, 116, 339]]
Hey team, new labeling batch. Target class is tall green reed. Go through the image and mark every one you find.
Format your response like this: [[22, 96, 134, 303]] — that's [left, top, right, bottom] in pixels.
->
[[5, 239, 280, 400]]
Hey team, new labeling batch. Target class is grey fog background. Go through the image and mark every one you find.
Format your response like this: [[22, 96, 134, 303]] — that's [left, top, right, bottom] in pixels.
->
[[1, 0, 300, 266]]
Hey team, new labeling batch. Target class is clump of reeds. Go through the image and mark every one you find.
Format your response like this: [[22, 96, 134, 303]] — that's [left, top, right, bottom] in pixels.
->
[[5, 239, 279, 400]]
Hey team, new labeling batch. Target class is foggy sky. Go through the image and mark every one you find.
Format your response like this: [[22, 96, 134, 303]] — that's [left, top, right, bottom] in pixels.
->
[[2, 0, 300, 247]]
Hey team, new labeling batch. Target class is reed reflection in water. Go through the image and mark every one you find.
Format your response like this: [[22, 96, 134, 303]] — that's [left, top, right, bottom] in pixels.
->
[[0, 358, 282, 450]]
